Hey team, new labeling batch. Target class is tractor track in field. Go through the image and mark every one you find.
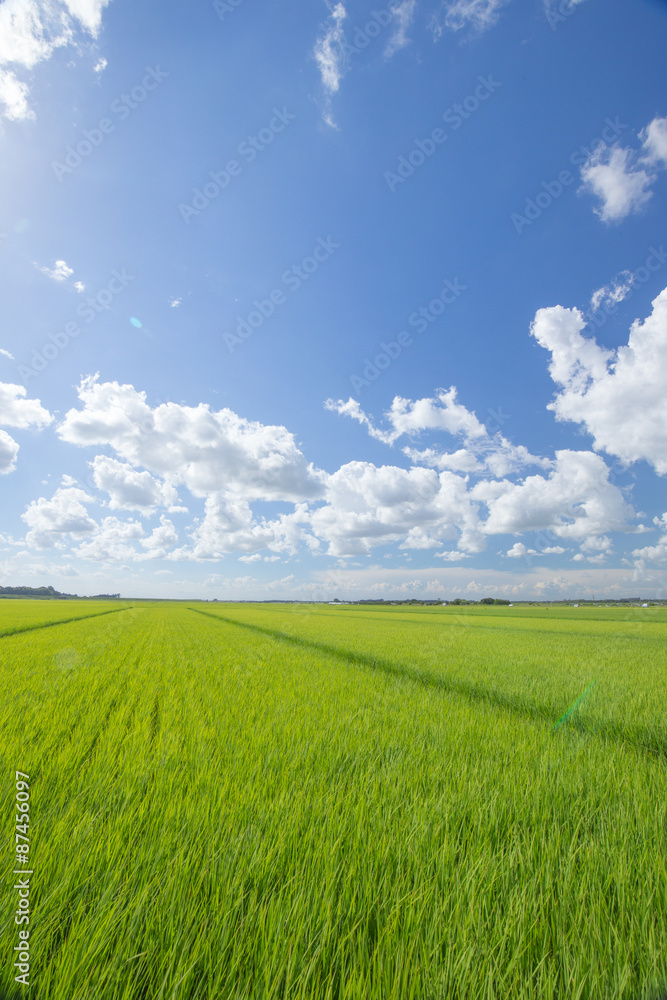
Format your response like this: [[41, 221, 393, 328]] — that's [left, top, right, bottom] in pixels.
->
[[0, 605, 133, 639], [190, 608, 667, 766]]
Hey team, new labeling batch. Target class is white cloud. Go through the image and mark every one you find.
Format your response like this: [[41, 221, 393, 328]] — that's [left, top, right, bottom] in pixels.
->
[[474, 450, 635, 542], [22, 482, 97, 548], [328, 389, 550, 477], [432, 0, 509, 36], [58, 376, 326, 502], [0, 0, 111, 122], [532, 287, 667, 475], [580, 144, 654, 223], [309, 461, 483, 557], [139, 515, 178, 558], [632, 514, 667, 571], [74, 280, 85, 293], [0, 381, 52, 473], [35, 259, 74, 282], [90, 455, 180, 513], [74, 516, 144, 561], [385, 0, 416, 58], [640, 116, 667, 168], [313, 2, 347, 95], [0, 382, 53, 429], [589, 270, 633, 312], [0, 348, 15, 360], [506, 542, 528, 558], [0, 68, 32, 120], [93, 55, 107, 74], [402, 445, 481, 473], [168, 297, 182, 308], [327, 388, 487, 444], [0, 430, 20, 474], [541, 545, 565, 555]]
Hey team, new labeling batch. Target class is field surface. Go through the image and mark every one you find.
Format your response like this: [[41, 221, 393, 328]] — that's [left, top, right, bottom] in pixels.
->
[[1, 600, 666, 1000]]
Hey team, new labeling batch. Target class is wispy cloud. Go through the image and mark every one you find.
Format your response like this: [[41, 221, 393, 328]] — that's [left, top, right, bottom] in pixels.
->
[[313, 3, 347, 94], [431, 0, 510, 38], [0, 348, 15, 360], [385, 0, 416, 58], [0, 0, 112, 122], [313, 2, 347, 127]]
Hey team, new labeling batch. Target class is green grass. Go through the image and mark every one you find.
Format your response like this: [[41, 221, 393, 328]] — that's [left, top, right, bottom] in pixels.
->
[[0, 601, 666, 999]]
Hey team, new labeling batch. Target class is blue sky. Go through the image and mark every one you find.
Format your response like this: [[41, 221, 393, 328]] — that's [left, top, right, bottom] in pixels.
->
[[1, 0, 667, 600]]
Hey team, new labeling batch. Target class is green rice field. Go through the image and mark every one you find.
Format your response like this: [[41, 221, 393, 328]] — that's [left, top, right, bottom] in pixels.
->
[[1, 599, 666, 999]]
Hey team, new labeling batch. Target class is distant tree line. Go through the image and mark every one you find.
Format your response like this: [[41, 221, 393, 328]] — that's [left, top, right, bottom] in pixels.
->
[[0, 586, 121, 599], [0, 585, 74, 598]]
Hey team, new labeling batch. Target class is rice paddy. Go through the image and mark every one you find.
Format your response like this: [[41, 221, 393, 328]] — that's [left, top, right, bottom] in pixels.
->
[[1, 599, 666, 999]]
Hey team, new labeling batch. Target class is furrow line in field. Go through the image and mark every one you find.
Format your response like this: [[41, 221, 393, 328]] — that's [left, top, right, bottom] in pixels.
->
[[0, 605, 133, 639], [190, 609, 667, 765]]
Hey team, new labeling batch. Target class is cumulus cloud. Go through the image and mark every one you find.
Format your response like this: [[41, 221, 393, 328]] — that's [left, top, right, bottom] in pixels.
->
[[73, 516, 144, 562], [0, 381, 52, 473], [579, 117, 667, 223], [579, 144, 654, 223], [0, 0, 111, 121], [58, 376, 326, 502], [90, 455, 180, 513], [309, 461, 484, 557], [0, 382, 52, 429], [139, 515, 178, 558], [0, 68, 32, 120], [327, 388, 487, 444], [327, 388, 550, 476], [532, 287, 667, 474], [631, 514, 667, 571], [22, 482, 97, 548], [640, 116, 667, 168], [175, 495, 312, 561], [0, 430, 20, 475], [473, 450, 635, 542]]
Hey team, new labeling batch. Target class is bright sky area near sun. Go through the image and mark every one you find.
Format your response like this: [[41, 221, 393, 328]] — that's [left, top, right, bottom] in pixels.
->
[[1, 0, 667, 601]]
